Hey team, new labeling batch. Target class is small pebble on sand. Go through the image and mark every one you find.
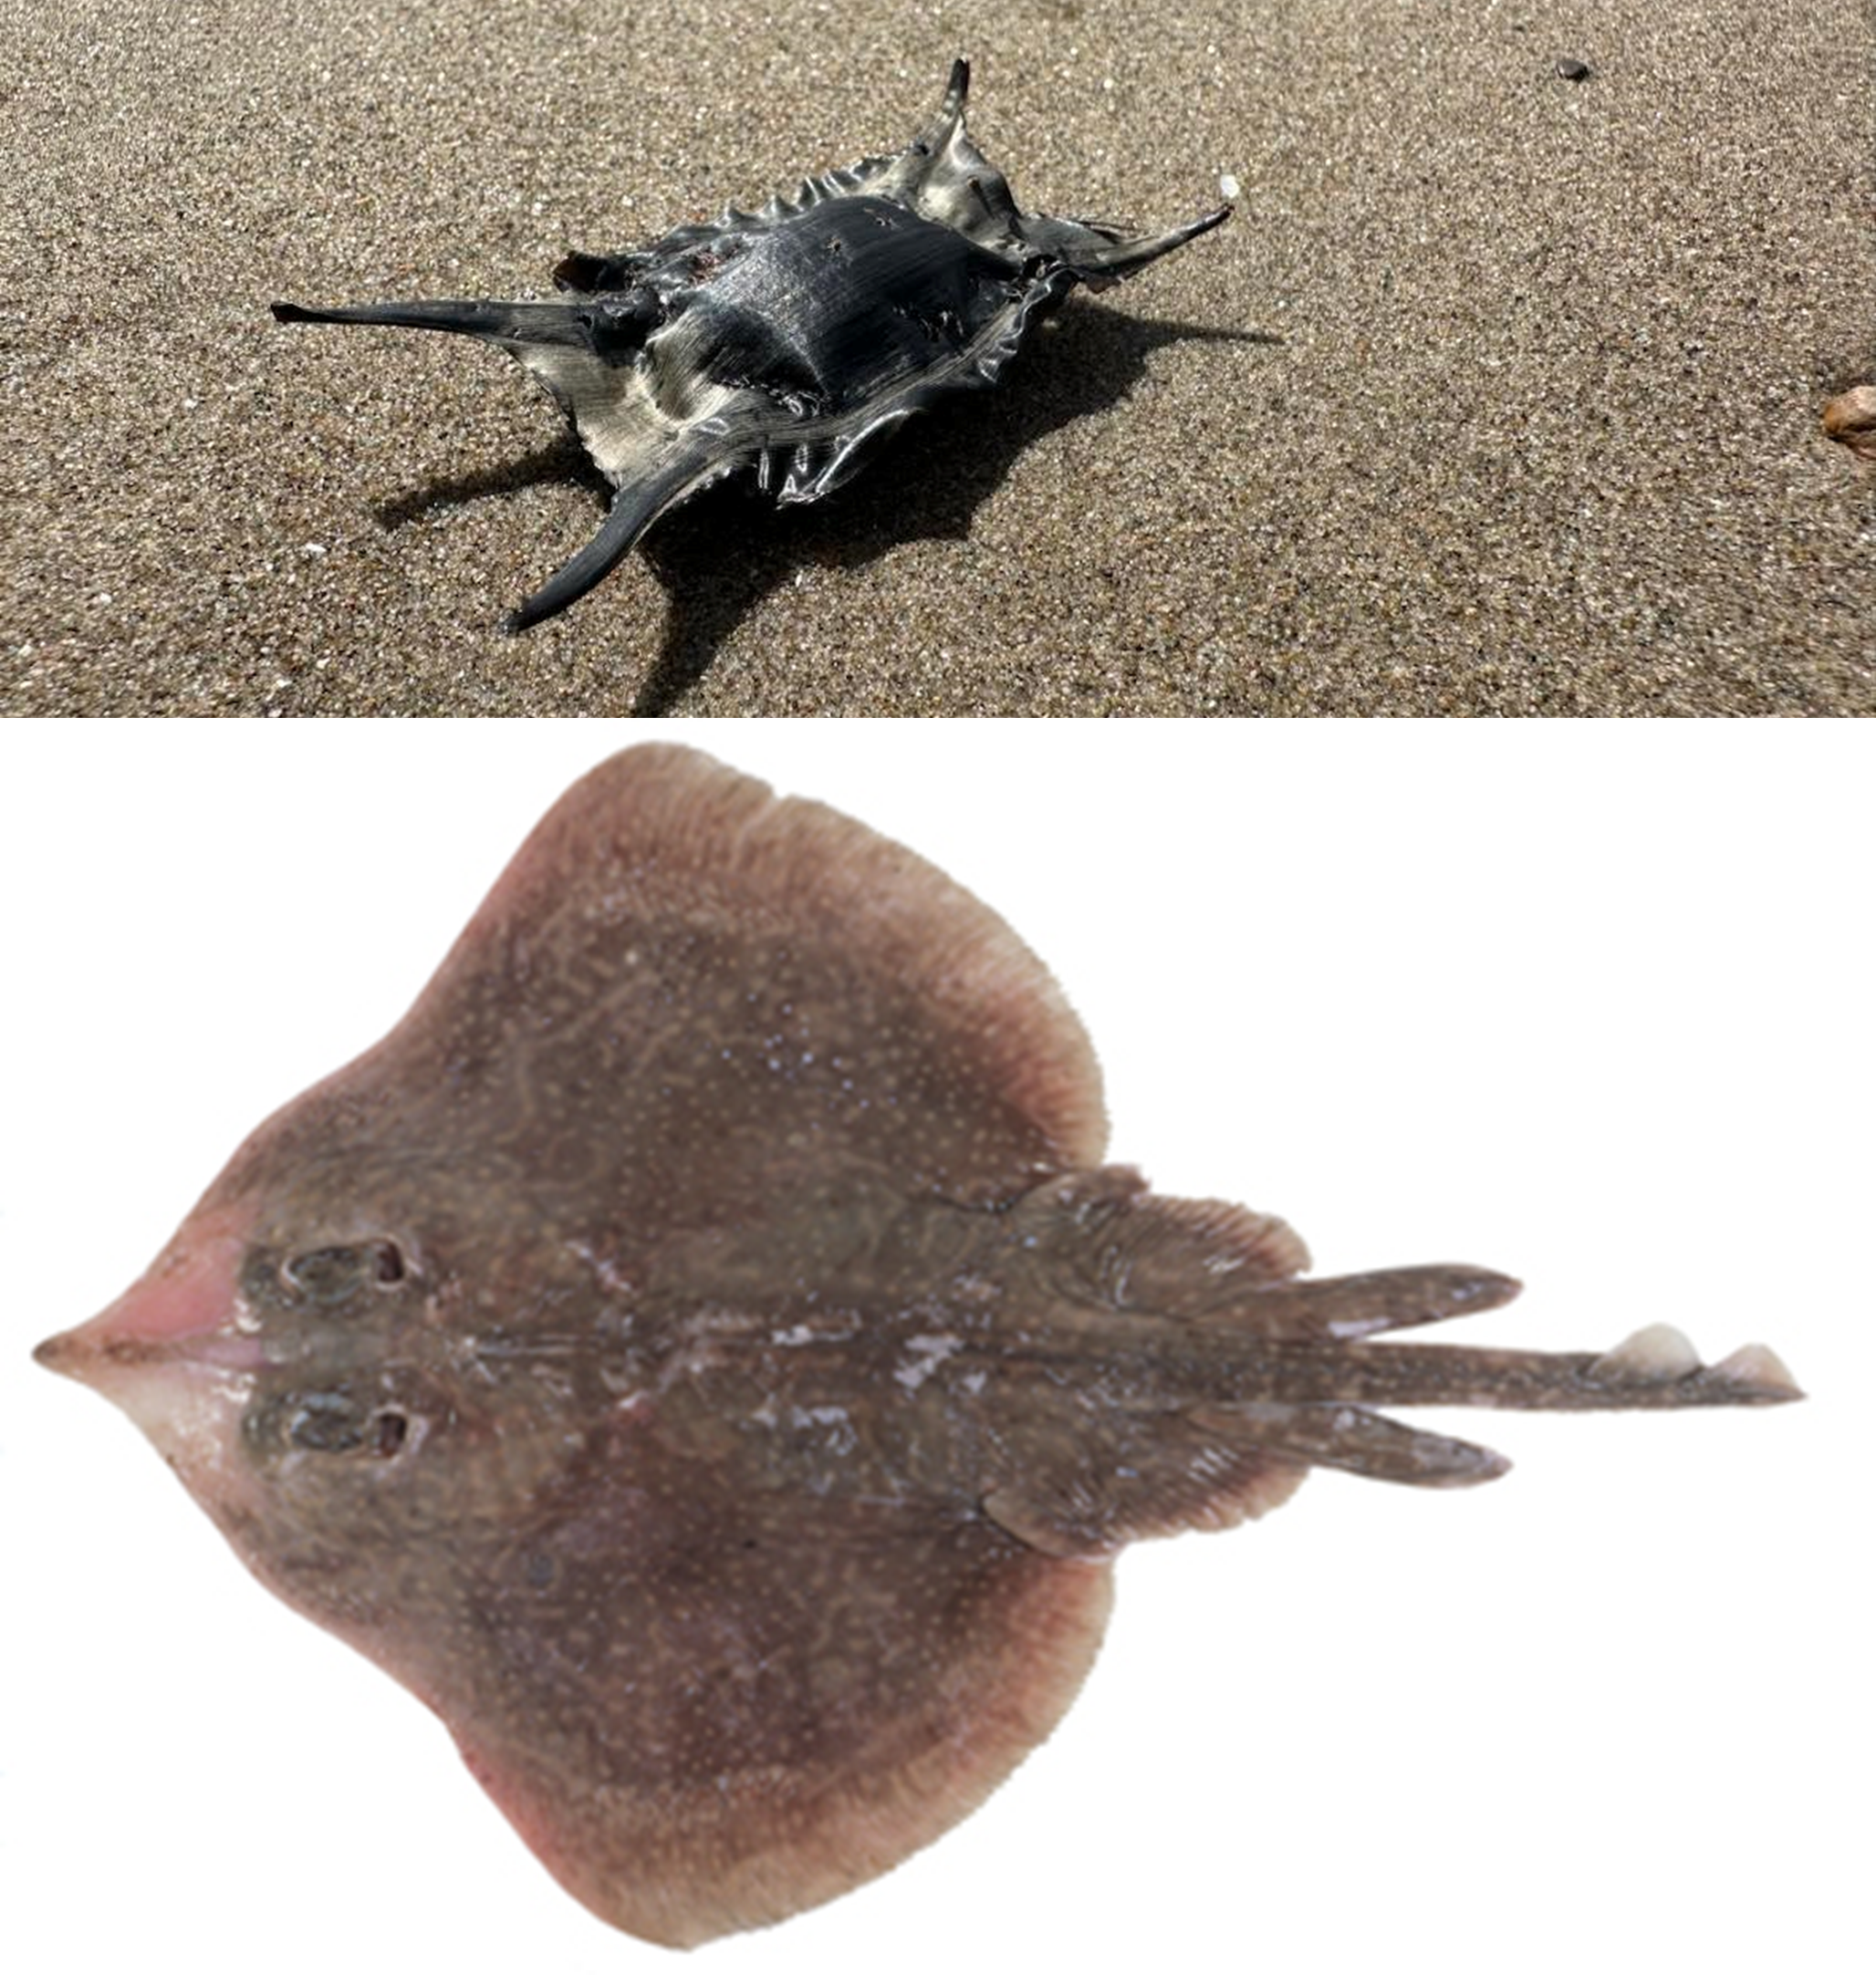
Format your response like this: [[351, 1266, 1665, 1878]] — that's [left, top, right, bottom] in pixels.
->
[[1822, 384, 1876, 461]]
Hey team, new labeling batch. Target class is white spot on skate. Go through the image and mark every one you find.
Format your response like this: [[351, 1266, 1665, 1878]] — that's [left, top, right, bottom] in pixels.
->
[[895, 1333, 963, 1392]]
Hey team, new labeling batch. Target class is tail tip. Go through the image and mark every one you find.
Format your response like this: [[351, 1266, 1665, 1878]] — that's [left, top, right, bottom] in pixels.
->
[[1592, 1326, 1804, 1403]]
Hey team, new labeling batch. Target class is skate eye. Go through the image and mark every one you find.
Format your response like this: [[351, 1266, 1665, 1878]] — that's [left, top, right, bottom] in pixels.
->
[[286, 1392, 367, 1451], [284, 1240, 407, 1301], [259, 1394, 412, 1460]]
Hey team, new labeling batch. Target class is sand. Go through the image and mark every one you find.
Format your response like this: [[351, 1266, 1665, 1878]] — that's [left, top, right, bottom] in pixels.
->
[[3, 0, 1871, 715]]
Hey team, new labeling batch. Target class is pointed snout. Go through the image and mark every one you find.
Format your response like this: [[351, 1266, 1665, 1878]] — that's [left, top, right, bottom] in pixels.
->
[[34, 1206, 263, 1404], [33, 1206, 273, 1516]]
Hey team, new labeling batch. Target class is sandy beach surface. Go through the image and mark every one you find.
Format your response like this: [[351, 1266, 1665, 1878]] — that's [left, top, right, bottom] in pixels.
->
[[4, 0, 1871, 715]]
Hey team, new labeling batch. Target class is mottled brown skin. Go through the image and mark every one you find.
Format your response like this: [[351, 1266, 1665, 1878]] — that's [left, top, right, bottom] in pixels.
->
[[35, 747, 1800, 1949]]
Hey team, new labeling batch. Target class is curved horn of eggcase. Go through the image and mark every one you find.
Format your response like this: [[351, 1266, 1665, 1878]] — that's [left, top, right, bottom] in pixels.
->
[[502, 446, 727, 632], [269, 296, 591, 348]]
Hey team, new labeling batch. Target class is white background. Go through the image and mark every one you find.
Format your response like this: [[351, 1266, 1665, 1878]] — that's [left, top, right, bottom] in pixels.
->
[[2, 722, 1866, 1973]]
